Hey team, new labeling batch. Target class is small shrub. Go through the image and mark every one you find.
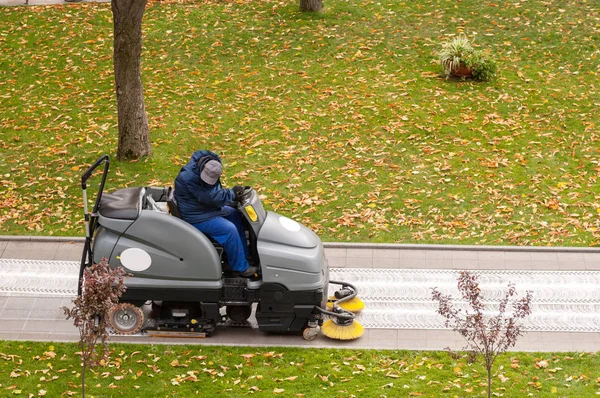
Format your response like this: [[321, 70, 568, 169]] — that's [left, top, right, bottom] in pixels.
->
[[465, 49, 498, 82], [62, 258, 130, 398], [431, 270, 533, 398], [439, 34, 497, 81]]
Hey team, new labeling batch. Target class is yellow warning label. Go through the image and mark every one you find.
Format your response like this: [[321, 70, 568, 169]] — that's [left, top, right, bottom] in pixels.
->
[[245, 205, 258, 222]]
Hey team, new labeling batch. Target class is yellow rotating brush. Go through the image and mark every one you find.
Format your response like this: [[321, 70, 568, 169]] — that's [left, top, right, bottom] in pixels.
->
[[321, 318, 364, 340], [320, 281, 364, 340], [326, 296, 365, 313]]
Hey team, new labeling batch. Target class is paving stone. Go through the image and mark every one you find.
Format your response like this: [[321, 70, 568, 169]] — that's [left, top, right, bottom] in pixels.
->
[[478, 251, 505, 261], [50, 320, 77, 333], [45, 333, 79, 342], [512, 341, 546, 352], [28, 250, 60, 260], [558, 261, 586, 270], [372, 249, 401, 259], [573, 333, 600, 343], [346, 248, 373, 258], [373, 257, 399, 269], [425, 329, 456, 341], [400, 249, 427, 259], [0, 296, 8, 312], [557, 252, 585, 262], [53, 251, 81, 261], [425, 250, 452, 261], [0, 309, 32, 319], [368, 336, 397, 349], [452, 259, 479, 269], [397, 339, 426, 349], [324, 248, 347, 258], [583, 253, 600, 266], [5, 297, 37, 310], [585, 261, 600, 271], [33, 297, 67, 311], [400, 258, 428, 269], [345, 256, 372, 268], [368, 328, 398, 341], [425, 259, 454, 269], [532, 261, 560, 270], [0, 320, 25, 332], [29, 308, 66, 320], [478, 260, 506, 270], [504, 251, 532, 262], [543, 341, 574, 351], [2, 250, 31, 259], [505, 260, 533, 270], [6, 241, 34, 251], [451, 250, 479, 261], [393, 329, 426, 341], [326, 257, 346, 268], [425, 339, 461, 351]]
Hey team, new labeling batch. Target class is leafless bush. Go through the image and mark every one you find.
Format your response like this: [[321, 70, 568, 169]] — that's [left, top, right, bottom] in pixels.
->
[[63, 258, 130, 397], [431, 270, 533, 398]]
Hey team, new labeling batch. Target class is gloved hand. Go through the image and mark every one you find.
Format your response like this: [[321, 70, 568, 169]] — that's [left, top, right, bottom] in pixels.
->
[[233, 185, 244, 198]]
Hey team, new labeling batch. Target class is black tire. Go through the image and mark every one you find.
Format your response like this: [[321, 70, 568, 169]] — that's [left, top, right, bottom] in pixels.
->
[[226, 305, 252, 323]]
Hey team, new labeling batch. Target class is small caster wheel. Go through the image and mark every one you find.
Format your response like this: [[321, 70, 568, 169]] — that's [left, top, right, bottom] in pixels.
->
[[302, 326, 320, 341]]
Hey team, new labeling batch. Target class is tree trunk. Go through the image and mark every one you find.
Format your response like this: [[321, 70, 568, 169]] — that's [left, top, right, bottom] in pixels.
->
[[300, 0, 322, 12], [112, 0, 151, 161]]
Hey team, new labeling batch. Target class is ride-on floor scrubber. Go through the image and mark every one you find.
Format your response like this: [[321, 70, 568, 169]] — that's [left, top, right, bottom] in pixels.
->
[[78, 155, 364, 340]]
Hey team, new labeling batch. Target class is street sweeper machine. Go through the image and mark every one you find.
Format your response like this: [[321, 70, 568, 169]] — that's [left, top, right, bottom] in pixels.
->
[[78, 155, 364, 341]]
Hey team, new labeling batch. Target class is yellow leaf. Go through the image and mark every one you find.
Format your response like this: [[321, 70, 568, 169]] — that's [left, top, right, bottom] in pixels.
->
[[552, 387, 558, 393]]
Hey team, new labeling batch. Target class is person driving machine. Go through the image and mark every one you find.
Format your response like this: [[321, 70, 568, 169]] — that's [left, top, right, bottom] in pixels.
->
[[174, 149, 257, 277]]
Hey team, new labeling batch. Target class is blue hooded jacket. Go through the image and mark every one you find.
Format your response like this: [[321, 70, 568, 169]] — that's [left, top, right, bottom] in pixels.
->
[[174, 149, 237, 224]]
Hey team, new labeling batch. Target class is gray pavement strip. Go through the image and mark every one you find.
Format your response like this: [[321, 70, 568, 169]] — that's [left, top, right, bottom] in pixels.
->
[[1, 259, 599, 334]]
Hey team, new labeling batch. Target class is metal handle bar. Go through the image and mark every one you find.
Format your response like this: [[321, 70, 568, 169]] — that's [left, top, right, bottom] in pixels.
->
[[81, 154, 110, 190]]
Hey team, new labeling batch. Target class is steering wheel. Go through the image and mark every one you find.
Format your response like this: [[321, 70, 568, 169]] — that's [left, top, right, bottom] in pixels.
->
[[238, 186, 253, 201]]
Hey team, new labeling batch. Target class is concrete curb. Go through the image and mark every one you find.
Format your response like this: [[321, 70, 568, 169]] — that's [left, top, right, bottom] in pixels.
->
[[1, 235, 599, 253]]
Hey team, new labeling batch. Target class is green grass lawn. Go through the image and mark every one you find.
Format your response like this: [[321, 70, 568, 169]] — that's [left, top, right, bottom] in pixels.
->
[[1, 0, 599, 245], [0, 341, 598, 397]]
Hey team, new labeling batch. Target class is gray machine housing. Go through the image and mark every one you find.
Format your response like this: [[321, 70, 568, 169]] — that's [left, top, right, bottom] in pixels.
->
[[89, 185, 329, 335]]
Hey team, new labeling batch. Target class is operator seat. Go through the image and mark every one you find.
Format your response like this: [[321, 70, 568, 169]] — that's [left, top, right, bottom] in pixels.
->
[[166, 186, 226, 259]]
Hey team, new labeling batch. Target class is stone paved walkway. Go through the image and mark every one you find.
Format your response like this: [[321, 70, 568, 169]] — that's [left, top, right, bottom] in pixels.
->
[[1, 236, 599, 352]]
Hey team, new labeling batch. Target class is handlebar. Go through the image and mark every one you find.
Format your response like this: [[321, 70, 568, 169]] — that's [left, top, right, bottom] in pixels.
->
[[81, 154, 110, 190]]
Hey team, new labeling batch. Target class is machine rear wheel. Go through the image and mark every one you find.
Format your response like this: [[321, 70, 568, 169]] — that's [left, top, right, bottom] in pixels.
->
[[108, 303, 144, 334], [226, 305, 252, 323]]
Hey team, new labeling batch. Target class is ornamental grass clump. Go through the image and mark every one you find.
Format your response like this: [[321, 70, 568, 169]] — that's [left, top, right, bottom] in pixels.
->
[[439, 35, 497, 81]]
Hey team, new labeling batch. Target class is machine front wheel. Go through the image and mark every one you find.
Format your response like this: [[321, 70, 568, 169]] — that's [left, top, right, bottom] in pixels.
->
[[108, 303, 144, 334], [302, 326, 320, 341]]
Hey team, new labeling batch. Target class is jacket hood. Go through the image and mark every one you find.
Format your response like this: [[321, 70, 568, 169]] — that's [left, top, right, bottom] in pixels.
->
[[189, 150, 222, 175]]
